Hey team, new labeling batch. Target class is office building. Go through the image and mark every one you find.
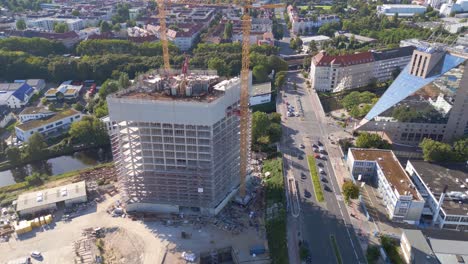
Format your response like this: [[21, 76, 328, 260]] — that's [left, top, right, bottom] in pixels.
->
[[400, 229, 439, 264], [347, 148, 424, 223], [107, 70, 250, 215], [356, 46, 468, 145], [309, 46, 414, 92], [406, 160, 468, 231]]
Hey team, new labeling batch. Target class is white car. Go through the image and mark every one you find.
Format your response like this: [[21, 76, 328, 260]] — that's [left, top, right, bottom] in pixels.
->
[[31, 251, 42, 258]]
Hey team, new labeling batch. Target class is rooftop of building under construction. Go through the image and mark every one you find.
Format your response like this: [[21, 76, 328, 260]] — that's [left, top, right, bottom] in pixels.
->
[[110, 69, 239, 103]]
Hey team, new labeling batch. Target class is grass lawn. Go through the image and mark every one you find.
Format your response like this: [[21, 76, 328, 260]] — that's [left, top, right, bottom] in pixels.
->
[[306, 155, 324, 202], [263, 158, 289, 264]]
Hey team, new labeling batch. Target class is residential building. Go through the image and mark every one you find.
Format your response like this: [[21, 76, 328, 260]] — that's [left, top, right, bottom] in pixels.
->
[[18, 107, 54, 123], [45, 81, 83, 101], [377, 4, 427, 16], [5, 29, 80, 48], [0, 82, 35, 109], [287, 5, 340, 34], [16, 181, 87, 216], [406, 160, 468, 231], [17, 79, 46, 93], [25, 18, 85, 31], [356, 46, 468, 146], [429, 238, 468, 264], [0, 106, 14, 128], [309, 46, 415, 92], [347, 148, 424, 223], [15, 109, 82, 141], [100, 115, 117, 136], [107, 69, 249, 215], [250, 82, 272, 106], [401, 229, 439, 264]]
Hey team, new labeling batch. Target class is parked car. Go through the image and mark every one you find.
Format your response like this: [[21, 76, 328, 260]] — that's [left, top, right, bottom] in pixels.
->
[[31, 251, 42, 258], [301, 172, 307, 179], [319, 168, 326, 174], [321, 177, 327, 183], [324, 185, 332, 192], [300, 144, 305, 149], [304, 190, 312, 198]]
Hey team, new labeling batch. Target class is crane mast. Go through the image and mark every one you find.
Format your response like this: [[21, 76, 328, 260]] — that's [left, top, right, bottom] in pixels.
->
[[156, 0, 171, 71]]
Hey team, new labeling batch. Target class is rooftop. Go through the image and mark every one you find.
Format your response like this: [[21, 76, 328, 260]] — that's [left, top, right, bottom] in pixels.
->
[[408, 160, 468, 216], [16, 181, 87, 212], [251, 82, 272, 96], [16, 108, 80, 131], [429, 238, 468, 264], [19, 106, 53, 116], [313, 51, 375, 67], [402, 229, 438, 264], [350, 148, 421, 200], [110, 70, 240, 104], [372, 46, 415, 61]]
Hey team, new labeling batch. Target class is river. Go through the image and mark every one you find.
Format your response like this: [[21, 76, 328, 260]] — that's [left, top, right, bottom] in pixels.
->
[[0, 147, 113, 188]]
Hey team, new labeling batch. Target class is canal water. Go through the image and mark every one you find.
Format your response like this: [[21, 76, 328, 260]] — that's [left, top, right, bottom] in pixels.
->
[[0, 147, 112, 187]]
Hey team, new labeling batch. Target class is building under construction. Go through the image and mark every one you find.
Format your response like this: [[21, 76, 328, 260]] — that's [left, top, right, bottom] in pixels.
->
[[107, 69, 251, 215]]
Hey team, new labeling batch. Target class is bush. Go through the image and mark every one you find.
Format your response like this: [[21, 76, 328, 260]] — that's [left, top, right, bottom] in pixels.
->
[[366, 246, 380, 264]]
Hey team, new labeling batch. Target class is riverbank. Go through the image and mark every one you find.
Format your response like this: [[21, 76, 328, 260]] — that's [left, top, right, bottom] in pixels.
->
[[0, 162, 114, 206]]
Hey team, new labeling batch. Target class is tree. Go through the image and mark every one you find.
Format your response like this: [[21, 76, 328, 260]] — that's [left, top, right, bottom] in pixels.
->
[[269, 112, 281, 124], [25, 173, 43, 186], [355, 132, 391, 149], [268, 123, 282, 143], [208, 57, 229, 76], [6, 147, 22, 165], [252, 112, 270, 144], [453, 138, 468, 161], [275, 71, 287, 89], [294, 37, 303, 52], [16, 19, 26, 30], [54, 22, 69, 33], [419, 138, 453, 162], [98, 80, 119, 99], [308, 40, 318, 54], [223, 21, 233, 39], [73, 103, 84, 112], [72, 10, 80, 16], [253, 65, 269, 83], [69, 116, 109, 146], [112, 23, 122, 32], [118, 72, 130, 89], [342, 181, 359, 203], [100, 21, 112, 33], [26, 133, 48, 161]]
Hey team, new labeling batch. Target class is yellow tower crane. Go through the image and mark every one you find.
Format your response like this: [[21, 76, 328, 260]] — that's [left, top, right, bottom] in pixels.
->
[[155, 0, 285, 197]]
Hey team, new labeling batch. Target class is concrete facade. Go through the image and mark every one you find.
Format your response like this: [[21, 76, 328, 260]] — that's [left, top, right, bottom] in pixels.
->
[[108, 72, 249, 215]]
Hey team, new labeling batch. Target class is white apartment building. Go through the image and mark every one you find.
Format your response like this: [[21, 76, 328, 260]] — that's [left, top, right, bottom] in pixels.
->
[[377, 4, 427, 16], [347, 148, 424, 223], [406, 160, 468, 231], [309, 46, 415, 92], [15, 109, 82, 141], [26, 18, 85, 32]]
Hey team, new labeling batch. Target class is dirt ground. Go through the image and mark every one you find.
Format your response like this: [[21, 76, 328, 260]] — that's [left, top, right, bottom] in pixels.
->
[[0, 191, 269, 264]]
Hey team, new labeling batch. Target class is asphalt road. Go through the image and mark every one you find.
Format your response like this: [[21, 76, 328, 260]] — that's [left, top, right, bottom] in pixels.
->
[[278, 71, 367, 264]]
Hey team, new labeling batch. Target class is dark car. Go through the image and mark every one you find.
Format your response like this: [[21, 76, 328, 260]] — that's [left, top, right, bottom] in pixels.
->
[[317, 162, 324, 167], [298, 155, 304, 160], [321, 177, 327, 183], [301, 172, 307, 180], [317, 141, 323, 146], [312, 144, 318, 148], [324, 185, 332, 192], [304, 190, 312, 198]]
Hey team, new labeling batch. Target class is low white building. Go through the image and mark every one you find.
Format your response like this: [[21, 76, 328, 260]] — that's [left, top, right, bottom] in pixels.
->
[[0, 82, 35, 109], [15, 109, 83, 141], [347, 148, 425, 224], [377, 4, 427, 16], [100, 115, 117, 136], [287, 5, 340, 34], [250, 82, 272, 106], [300, 35, 331, 52], [16, 181, 87, 216], [406, 160, 468, 231], [18, 106, 54, 123]]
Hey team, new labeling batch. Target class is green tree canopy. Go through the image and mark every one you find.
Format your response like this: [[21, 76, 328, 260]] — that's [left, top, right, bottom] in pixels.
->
[[253, 65, 269, 83], [355, 132, 391, 149], [26, 133, 48, 161], [342, 181, 360, 203], [6, 147, 22, 165], [223, 21, 233, 39], [16, 19, 26, 30], [54, 22, 69, 33], [69, 116, 109, 146]]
